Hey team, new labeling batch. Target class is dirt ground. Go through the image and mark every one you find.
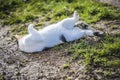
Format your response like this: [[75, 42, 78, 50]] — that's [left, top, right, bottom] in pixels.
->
[[0, 20, 120, 80], [97, 0, 120, 9]]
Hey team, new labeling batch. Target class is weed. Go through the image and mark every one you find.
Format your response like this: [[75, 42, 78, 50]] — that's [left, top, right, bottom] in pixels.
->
[[63, 63, 70, 69], [0, 74, 3, 80], [11, 25, 28, 35], [110, 25, 119, 29]]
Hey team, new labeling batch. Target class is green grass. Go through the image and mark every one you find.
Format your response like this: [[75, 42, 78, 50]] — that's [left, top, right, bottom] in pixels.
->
[[66, 34, 120, 79], [110, 25, 119, 29], [63, 63, 70, 69], [67, 35, 120, 67], [0, 74, 3, 80], [1, 0, 120, 25], [0, 0, 120, 35], [11, 24, 28, 35]]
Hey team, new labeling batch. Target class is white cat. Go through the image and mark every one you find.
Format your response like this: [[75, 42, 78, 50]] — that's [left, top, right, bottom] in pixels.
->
[[17, 11, 102, 53], [62, 27, 94, 42]]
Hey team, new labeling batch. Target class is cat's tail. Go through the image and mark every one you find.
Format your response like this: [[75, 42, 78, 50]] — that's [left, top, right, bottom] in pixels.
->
[[28, 24, 39, 35], [28, 24, 43, 41]]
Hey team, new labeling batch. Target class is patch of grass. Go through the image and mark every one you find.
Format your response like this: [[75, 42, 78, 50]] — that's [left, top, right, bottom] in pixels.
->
[[63, 63, 70, 69], [67, 35, 120, 67], [11, 25, 28, 35], [66, 34, 120, 80], [110, 25, 119, 29], [113, 32, 120, 37], [105, 59, 120, 67], [1, 0, 120, 25], [0, 74, 3, 80]]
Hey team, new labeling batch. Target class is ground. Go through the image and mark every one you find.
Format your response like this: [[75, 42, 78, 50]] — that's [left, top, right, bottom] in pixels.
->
[[97, 0, 120, 9], [0, 0, 120, 80], [0, 20, 120, 80]]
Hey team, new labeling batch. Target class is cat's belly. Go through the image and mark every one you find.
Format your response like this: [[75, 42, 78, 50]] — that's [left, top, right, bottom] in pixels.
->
[[40, 32, 62, 47]]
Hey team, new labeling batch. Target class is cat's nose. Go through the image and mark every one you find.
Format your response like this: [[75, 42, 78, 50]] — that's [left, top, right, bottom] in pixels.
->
[[93, 31, 104, 37]]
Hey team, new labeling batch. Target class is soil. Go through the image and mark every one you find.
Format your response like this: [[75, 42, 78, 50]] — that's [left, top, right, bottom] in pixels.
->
[[0, 20, 120, 80], [97, 0, 120, 9]]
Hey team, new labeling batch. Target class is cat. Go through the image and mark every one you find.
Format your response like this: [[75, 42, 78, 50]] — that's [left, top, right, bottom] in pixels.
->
[[17, 11, 103, 53]]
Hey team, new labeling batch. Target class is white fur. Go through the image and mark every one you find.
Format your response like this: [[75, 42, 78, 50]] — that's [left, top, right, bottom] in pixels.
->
[[18, 23, 63, 52], [18, 11, 94, 53], [57, 11, 79, 29], [63, 27, 94, 42]]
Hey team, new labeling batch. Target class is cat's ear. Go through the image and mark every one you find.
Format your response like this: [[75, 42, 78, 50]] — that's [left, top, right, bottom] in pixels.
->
[[28, 24, 39, 35]]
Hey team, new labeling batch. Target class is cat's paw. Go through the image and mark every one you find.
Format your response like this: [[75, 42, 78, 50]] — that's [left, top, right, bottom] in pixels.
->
[[73, 11, 79, 21]]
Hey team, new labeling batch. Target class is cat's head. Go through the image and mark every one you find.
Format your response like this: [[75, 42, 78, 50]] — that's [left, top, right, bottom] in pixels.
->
[[74, 21, 104, 37], [74, 21, 90, 29]]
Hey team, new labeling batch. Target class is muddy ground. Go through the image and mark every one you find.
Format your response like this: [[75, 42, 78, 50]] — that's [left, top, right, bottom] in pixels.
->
[[0, 20, 120, 80]]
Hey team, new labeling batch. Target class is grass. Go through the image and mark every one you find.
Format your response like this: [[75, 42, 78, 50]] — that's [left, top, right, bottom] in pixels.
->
[[63, 63, 70, 69], [1, 0, 120, 26], [0, 0, 120, 35], [1, 0, 120, 35], [0, 74, 3, 80], [110, 25, 119, 29], [11, 24, 28, 35], [67, 35, 120, 70], [66, 34, 120, 79]]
